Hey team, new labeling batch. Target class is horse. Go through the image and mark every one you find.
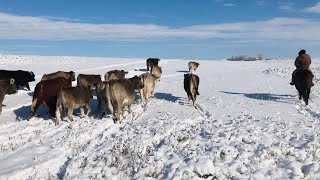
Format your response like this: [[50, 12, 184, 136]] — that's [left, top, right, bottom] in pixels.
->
[[293, 69, 314, 105]]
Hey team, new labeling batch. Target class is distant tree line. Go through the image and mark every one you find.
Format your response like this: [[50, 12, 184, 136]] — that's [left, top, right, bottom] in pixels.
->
[[227, 54, 263, 61]]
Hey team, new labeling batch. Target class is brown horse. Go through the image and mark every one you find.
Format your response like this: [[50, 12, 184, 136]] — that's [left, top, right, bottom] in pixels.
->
[[293, 69, 314, 105]]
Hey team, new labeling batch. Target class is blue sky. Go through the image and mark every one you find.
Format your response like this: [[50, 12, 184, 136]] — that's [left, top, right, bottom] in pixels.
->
[[0, 0, 320, 59]]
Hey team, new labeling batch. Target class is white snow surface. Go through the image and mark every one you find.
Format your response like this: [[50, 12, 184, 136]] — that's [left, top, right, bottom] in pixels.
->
[[0, 54, 320, 179]]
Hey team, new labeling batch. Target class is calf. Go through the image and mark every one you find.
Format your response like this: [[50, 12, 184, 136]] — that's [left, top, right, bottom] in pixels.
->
[[146, 58, 160, 71], [0, 78, 18, 113], [29, 77, 72, 119], [41, 71, 76, 81], [150, 65, 162, 82], [188, 61, 200, 73], [55, 85, 94, 125], [77, 74, 101, 87], [0, 70, 35, 90], [104, 70, 128, 81], [184, 73, 200, 106], [107, 76, 144, 123], [139, 73, 156, 103]]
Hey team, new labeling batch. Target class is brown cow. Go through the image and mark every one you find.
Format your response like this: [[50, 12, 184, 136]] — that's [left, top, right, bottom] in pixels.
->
[[55, 85, 94, 125], [77, 74, 101, 87], [29, 77, 72, 119], [0, 78, 18, 113], [188, 61, 200, 73], [184, 73, 200, 106], [106, 76, 144, 123], [104, 70, 128, 81], [139, 73, 156, 103], [150, 65, 162, 82], [146, 58, 160, 71], [41, 71, 76, 81]]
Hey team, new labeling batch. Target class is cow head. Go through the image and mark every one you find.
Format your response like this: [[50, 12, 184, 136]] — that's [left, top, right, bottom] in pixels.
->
[[130, 75, 144, 90], [121, 70, 129, 75], [28, 71, 36, 82], [69, 71, 76, 81], [7, 78, 18, 94]]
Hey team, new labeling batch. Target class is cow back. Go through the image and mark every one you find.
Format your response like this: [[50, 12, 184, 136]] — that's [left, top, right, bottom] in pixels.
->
[[77, 74, 102, 87], [60, 86, 93, 105], [41, 71, 75, 81], [105, 70, 128, 81], [34, 77, 72, 100]]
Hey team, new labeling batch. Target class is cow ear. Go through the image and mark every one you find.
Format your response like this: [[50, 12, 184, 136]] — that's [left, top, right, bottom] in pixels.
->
[[10, 78, 15, 84]]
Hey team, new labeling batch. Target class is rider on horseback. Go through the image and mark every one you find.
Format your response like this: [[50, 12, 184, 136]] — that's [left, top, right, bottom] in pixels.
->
[[290, 49, 314, 86]]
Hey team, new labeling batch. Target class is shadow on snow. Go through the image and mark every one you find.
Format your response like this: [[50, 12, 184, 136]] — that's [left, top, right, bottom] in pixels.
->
[[220, 91, 296, 104]]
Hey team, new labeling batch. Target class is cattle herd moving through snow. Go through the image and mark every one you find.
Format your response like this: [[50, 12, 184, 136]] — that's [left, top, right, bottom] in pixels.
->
[[0, 58, 201, 125]]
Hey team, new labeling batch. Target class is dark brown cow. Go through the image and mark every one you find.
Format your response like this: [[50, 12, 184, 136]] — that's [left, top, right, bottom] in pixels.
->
[[96, 81, 109, 115], [146, 58, 160, 71], [184, 73, 200, 106], [104, 70, 128, 81], [0, 78, 18, 113], [77, 74, 101, 87], [29, 77, 72, 119], [106, 76, 144, 123], [41, 71, 76, 81], [55, 85, 94, 125]]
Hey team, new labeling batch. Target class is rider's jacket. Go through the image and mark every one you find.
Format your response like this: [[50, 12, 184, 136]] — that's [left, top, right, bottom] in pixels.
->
[[295, 54, 311, 69]]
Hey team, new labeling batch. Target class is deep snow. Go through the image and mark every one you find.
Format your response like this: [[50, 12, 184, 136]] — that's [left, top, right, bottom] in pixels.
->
[[0, 54, 319, 179]]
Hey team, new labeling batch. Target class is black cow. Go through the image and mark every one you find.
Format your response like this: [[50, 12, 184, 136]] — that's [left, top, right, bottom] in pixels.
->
[[146, 58, 160, 71], [0, 70, 35, 90]]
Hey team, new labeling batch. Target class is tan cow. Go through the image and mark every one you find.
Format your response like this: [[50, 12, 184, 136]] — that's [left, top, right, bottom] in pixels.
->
[[139, 72, 156, 103], [150, 65, 162, 82], [55, 85, 94, 125], [41, 71, 76, 81], [104, 70, 128, 81], [184, 73, 200, 106], [188, 61, 200, 73], [77, 74, 101, 87], [106, 76, 144, 123]]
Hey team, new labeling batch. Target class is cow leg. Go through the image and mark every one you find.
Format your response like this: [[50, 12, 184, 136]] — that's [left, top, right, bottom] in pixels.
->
[[116, 105, 122, 123], [25, 83, 31, 91], [80, 107, 85, 118], [55, 107, 62, 126], [127, 105, 132, 114], [107, 98, 114, 114], [67, 108, 74, 122], [139, 89, 145, 102], [0, 96, 4, 114], [29, 98, 41, 119], [86, 102, 92, 116]]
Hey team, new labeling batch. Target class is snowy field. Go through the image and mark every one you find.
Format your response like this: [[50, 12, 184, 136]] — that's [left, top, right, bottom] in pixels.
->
[[0, 54, 320, 179]]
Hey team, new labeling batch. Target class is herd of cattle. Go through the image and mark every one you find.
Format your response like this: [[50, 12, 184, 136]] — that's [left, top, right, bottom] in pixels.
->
[[0, 58, 200, 125]]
